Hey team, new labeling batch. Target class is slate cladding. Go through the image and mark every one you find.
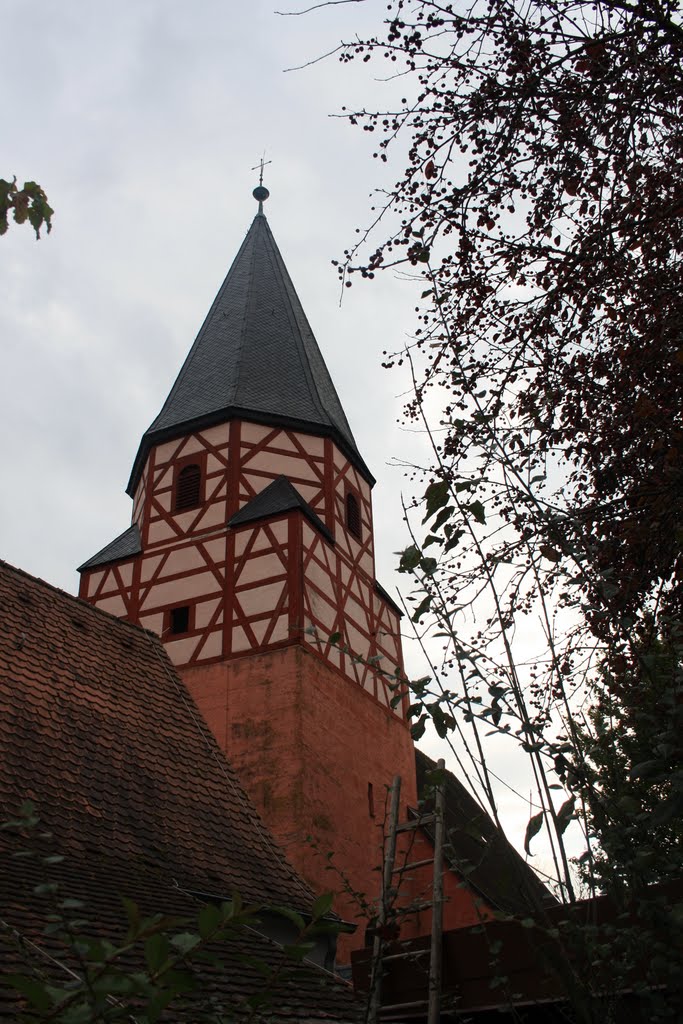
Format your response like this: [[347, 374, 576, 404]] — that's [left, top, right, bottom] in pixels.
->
[[128, 211, 373, 496], [0, 560, 360, 1022], [415, 749, 555, 915]]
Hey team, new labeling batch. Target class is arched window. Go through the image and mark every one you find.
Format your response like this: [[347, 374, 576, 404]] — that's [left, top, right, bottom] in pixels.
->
[[346, 491, 362, 540], [174, 463, 201, 512]]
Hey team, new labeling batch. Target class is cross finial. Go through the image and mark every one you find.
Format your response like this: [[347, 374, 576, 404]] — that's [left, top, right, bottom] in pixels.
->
[[251, 154, 272, 214]]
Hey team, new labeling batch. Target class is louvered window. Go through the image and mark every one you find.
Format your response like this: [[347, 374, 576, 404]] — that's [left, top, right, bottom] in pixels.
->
[[175, 464, 201, 512], [346, 491, 362, 540]]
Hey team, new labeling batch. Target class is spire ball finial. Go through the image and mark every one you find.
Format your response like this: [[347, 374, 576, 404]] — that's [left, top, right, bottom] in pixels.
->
[[253, 185, 270, 204]]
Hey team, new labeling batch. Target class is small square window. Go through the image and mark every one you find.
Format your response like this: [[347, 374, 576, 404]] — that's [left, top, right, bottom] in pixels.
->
[[169, 606, 190, 635]]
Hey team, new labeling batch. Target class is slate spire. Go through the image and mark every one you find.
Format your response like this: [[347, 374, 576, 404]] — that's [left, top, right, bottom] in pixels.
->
[[128, 196, 372, 494]]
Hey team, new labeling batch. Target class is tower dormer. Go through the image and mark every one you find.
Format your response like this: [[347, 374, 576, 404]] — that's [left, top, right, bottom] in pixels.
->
[[78, 186, 418, 957]]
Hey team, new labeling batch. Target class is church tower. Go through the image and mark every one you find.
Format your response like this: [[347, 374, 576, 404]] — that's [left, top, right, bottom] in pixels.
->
[[78, 185, 419, 951]]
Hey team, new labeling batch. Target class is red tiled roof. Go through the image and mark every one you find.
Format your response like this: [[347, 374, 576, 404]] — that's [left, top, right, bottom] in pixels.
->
[[0, 560, 360, 1021]]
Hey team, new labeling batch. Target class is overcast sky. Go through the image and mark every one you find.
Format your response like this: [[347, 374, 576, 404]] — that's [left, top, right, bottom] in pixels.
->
[[3, 0, 564, 876]]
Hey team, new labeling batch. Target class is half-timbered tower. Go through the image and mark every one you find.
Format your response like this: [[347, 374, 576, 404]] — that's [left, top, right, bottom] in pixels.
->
[[78, 186, 418, 953]]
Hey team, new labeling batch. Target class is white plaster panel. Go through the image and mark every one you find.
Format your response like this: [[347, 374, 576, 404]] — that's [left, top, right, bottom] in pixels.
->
[[166, 636, 199, 665], [154, 464, 174, 490], [234, 528, 277, 558], [325, 644, 341, 669], [236, 552, 285, 585], [147, 520, 178, 545], [305, 556, 333, 597], [140, 612, 164, 636], [347, 623, 369, 658], [95, 594, 127, 617], [195, 502, 225, 531], [237, 581, 284, 618], [175, 435, 205, 458], [251, 618, 269, 646], [332, 446, 346, 472], [269, 520, 288, 544], [232, 625, 250, 653], [268, 431, 298, 453], [118, 563, 133, 588], [198, 630, 223, 660], [307, 587, 336, 632], [154, 439, 180, 463], [206, 453, 226, 474], [340, 562, 352, 587], [360, 551, 374, 576], [243, 451, 316, 483], [140, 571, 220, 610], [194, 598, 221, 629], [345, 595, 368, 632], [160, 546, 206, 577], [156, 491, 171, 512], [296, 432, 324, 457], [302, 523, 315, 546], [241, 422, 272, 444], [141, 554, 164, 583], [172, 509, 196, 532], [270, 614, 289, 644], [296, 483, 321, 506], [87, 570, 104, 594], [199, 423, 230, 448], [203, 537, 227, 563], [99, 568, 119, 595]]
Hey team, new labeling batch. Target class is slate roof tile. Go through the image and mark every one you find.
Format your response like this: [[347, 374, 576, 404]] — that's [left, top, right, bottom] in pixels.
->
[[77, 523, 141, 571]]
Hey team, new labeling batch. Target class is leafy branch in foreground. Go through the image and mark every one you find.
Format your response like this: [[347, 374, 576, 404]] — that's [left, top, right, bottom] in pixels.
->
[[1, 178, 53, 238], [330, 0, 682, 897], [2, 802, 340, 1023]]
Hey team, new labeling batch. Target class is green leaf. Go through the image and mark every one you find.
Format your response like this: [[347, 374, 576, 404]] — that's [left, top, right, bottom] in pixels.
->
[[444, 530, 464, 552], [431, 505, 454, 532], [410, 716, 427, 740], [398, 544, 421, 572], [170, 931, 200, 955], [311, 891, 335, 920], [423, 480, 449, 522], [524, 811, 544, 855], [5, 974, 53, 1010], [412, 595, 432, 623], [467, 500, 486, 524], [145, 932, 170, 973], [272, 905, 306, 932], [556, 796, 575, 835], [419, 557, 437, 577], [198, 903, 222, 939], [328, 631, 342, 645]]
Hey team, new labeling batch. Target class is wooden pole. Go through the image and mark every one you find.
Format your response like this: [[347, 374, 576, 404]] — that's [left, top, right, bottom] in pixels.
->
[[366, 774, 402, 1024], [427, 759, 445, 1024]]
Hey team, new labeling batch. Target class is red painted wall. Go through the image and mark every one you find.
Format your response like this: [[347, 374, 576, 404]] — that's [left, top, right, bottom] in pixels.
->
[[182, 643, 418, 960]]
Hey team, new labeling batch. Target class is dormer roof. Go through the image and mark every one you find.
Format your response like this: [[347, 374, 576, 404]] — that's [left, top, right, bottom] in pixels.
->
[[128, 211, 373, 495]]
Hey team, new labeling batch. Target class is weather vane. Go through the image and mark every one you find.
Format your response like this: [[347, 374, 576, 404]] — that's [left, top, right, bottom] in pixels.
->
[[251, 154, 272, 213]]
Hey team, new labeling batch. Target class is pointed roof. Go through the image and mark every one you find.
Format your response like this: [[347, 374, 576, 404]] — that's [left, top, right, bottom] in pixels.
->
[[127, 210, 373, 495], [77, 523, 141, 572], [228, 475, 333, 542]]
